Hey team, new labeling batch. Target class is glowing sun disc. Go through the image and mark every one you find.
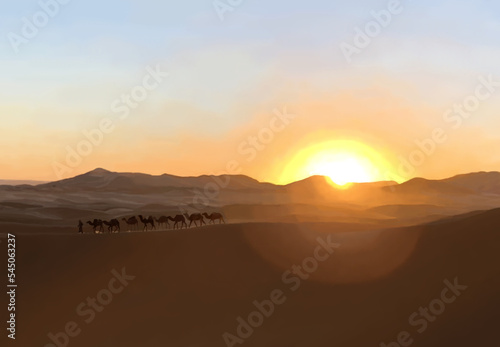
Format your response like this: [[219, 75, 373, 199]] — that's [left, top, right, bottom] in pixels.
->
[[280, 139, 394, 187], [309, 154, 374, 186]]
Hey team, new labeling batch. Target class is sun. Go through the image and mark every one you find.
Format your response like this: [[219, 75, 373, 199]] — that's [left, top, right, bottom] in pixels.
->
[[309, 153, 375, 186], [279, 139, 397, 187]]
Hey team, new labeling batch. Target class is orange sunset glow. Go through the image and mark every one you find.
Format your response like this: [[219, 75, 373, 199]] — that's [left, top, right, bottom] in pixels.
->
[[279, 139, 399, 186], [2, 0, 500, 184], [2, 2, 500, 347]]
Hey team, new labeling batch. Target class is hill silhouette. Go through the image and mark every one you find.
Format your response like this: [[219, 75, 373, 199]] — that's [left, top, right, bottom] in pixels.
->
[[0, 169, 499, 232]]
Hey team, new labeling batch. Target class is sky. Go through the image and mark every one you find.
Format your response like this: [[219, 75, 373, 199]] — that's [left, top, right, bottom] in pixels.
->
[[2, 0, 500, 183]]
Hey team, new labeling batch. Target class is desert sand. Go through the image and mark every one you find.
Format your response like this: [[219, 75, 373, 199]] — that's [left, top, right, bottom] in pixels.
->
[[0, 169, 499, 346]]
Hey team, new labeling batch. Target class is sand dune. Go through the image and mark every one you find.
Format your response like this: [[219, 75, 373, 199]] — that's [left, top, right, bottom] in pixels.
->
[[1, 209, 499, 346], [1, 169, 500, 234], [1, 170, 499, 345]]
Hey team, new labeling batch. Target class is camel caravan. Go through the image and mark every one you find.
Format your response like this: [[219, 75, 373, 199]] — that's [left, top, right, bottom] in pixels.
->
[[78, 212, 225, 234]]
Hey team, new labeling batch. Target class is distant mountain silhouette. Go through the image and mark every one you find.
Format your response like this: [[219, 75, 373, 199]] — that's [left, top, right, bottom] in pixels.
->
[[443, 171, 500, 194], [382, 172, 500, 197], [284, 175, 399, 202], [8, 169, 500, 202], [37, 168, 275, 192], [284, 175, 396, 190], [1, 168, 500, 233], [0, 179, 47, 186], [383, 177, 475, 195]]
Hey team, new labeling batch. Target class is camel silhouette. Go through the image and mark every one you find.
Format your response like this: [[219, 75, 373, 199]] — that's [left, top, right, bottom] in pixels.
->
[[154, 216, 171, 229], [183, 213, 206, 228], [122, 216, 139, 230], [138, 215, 156, 231], [168, 215, 187, 229], [87, 219, 104, 234], [202, 212, 225, 224], [103, 219, 121, 233], [84, 213, 216, 234]]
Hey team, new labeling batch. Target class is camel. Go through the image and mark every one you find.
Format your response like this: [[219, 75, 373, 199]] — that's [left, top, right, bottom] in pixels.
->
[[183, 213, 206, 228], [122, 216, 139, 230], [167, 215, 187, 229], [103, 219, 121, 233], [202, 212, 225, 224], [87, 219, 104, 234], [154, 216, 171, 229], [110, 219, 121, 233], [138, 215, 156, 231], [102, 221, 112, 233]]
